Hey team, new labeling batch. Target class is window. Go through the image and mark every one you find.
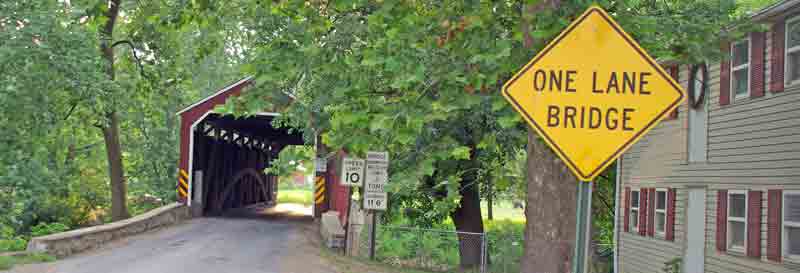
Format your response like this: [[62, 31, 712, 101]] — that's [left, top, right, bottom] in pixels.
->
[[728, 191, 747, 252], [784, 191, 800, 260], [731, 39, 750, 100], [630, 190, 640, 232], [655, 189, 667, 235], [785, 17, 800, 85]]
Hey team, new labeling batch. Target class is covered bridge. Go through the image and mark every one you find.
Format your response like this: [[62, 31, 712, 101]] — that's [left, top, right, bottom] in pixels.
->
[[175, 77, 349, 219]]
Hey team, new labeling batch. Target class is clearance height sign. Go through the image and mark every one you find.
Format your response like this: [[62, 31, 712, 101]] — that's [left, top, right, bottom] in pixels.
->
[[502, 7, 685, 181]]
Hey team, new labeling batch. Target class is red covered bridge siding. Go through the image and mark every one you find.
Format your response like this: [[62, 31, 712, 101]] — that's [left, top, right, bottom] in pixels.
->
[[177, 77, 251, 189], [175, 76, 349, 218]]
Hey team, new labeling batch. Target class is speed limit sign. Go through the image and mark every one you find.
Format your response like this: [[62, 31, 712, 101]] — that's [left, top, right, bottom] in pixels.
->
[[340, 157, 365, 187]]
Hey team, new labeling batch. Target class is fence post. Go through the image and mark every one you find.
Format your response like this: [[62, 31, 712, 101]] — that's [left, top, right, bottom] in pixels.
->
[[481, 232, 488, 273], [418, 229, 424, 268]]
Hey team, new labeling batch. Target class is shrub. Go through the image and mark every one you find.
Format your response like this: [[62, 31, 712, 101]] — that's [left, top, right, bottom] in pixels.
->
[[30, 222, 69, 237], [0, 237, 27, 252], [663, 257, 681, 273]]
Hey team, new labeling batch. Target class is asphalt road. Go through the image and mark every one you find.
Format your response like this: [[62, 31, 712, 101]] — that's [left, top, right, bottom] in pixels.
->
[[10, 204, 336, 273]]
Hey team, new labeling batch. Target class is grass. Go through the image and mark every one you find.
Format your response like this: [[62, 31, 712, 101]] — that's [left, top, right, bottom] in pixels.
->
[[277, 189, 313, 206], [319, 246, 432, 273], [0, 253, 55, 270], [481, 200, 525, 221]]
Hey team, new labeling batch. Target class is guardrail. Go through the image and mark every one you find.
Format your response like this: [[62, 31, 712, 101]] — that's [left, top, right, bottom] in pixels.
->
[[26, 203, 191, 257]]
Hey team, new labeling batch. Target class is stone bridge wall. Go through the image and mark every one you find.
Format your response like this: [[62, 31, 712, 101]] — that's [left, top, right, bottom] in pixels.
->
[[27, 203, 191, 257]]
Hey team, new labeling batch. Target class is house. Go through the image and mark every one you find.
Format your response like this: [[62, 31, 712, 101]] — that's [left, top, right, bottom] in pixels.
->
[[615, 1, 800, 272]]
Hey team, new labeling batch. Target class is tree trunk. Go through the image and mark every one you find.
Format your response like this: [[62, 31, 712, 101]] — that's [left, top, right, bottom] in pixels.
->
[[450, 141, 487, 269], [522, 127, 577, 273], [518, 2, 578, 272], [100, 0, 128, 221], [102, 111, 130, 220], [450, 172, 485, 269]]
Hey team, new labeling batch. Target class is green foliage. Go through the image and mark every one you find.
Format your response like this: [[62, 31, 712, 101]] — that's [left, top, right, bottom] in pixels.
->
[[663, 257, 682, 273], [0, 238, 28, 252], [0, 0, 772, 263], [0, 252, 56, 270], [370, 218, 524, 272], [30, 222, 69, 238], [0, 226, 26, 252], [129, 200, 163, 217], [0, 0, 243, 237], [226, 0, 754, 233], [593, 165, 617, 254], [265, 145, 316, 178]]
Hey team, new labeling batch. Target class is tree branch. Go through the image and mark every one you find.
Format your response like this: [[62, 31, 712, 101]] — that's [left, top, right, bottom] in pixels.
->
[[63, 102, 78, 121], [111, 40, 147, 78]]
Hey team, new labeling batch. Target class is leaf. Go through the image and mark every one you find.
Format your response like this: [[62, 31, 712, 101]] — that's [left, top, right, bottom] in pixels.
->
[[498, 114, 522, 129], [451, 146, 471, 160]]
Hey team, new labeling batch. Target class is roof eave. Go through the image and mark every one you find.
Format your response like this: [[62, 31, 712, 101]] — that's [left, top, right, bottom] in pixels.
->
[[750, 0, 800, 22], [176, 76, 254, 116]]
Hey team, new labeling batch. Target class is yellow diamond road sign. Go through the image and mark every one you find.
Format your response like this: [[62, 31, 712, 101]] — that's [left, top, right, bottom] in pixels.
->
[[502, 7, 685, 182]]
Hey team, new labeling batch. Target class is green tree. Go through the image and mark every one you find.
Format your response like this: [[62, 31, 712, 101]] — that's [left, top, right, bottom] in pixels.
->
[[0, 0, 238, 229], [223, 0, 755, 270]]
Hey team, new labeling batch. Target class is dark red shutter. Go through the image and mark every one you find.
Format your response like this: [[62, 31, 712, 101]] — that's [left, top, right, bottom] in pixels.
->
[[640, 189, 649, 236], [648, 188, 656, 237], [747, 190, 762, 258], [669, 66, 680, 119], [717, 190, 728, 251], [751, 32, 766, 98], [767, 189, 783, 262], [666, 188, 676, 241], [771, 21, 786, 93], [624, 187, 631, 232], [720, 42, 732, 106]]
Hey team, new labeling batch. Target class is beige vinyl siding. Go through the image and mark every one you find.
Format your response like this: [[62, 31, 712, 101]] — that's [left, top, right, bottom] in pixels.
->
[[618, 20, 800, 273], [618, 188, 687, 273], [701, 24, 800, 273], [617, 68, 689, 273], [705, 189, 800, 272]]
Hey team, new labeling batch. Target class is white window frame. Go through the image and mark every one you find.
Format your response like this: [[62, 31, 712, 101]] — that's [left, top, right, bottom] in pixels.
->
[[783, 190, 800, 261], [655, 188, 668, 236], [631, 189, 641, 233], [730, 38, 751, 101], [785, 16, 800, 87], [727, 190, 748, 253]]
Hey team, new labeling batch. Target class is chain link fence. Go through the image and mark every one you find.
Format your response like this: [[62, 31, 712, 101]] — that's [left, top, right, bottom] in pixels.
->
[[485, 232, 524, 273], [348, 223, 524, 273]]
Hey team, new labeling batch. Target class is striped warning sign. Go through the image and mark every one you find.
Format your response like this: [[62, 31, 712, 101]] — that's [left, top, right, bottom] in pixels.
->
[[314, 176, 325, 204], [178, 169, 189, 198]]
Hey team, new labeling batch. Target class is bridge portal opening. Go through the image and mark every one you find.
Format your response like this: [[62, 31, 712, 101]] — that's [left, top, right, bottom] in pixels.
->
[[190, 113, 304, 215], [176, 77, 315, 217]]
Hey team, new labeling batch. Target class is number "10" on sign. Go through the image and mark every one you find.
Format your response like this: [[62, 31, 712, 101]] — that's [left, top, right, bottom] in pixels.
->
[[340, 157, 365, 187]]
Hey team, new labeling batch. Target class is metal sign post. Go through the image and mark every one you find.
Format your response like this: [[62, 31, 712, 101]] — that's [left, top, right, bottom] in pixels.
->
[[572, 181, 593, 273], [363, 151, 389, 260], [369, 211, 377, 260]]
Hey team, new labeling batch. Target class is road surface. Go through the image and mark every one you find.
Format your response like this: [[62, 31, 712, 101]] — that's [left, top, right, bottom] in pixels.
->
[[10, 204, 337, 273]]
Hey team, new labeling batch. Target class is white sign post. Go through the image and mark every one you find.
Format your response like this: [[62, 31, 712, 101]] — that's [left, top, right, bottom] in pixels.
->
[[341, 157, 365, 187], [363, 151, 388, 210]]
